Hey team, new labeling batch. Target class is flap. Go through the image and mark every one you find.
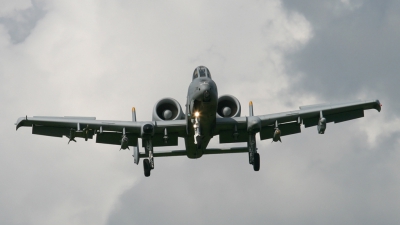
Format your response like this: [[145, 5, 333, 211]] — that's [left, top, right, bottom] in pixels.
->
[[96, 132, 138, 146], [304, 109, 364, 128], [32, 125, 70, 138], [328, 109, 364, 124], [219, 129, 248, 143], [32, 125, 95, 139], [260, 122, 301, 140], [142, 132, 179, 147]]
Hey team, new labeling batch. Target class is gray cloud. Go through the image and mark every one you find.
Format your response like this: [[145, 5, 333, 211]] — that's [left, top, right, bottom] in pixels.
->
[[0, 0, 46, 44], [106, 1, 400, 225], [282, 0, 400, 117], [1, 0, 399, 225], [107, 123, 400, 225]]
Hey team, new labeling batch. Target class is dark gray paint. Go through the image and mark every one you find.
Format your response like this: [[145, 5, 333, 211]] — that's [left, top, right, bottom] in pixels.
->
[[3, 1, 398, 224], [15, 67, 381, 175]]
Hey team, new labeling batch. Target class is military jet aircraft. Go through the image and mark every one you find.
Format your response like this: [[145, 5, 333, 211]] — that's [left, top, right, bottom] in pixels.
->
[[15, 66, 382, 177]]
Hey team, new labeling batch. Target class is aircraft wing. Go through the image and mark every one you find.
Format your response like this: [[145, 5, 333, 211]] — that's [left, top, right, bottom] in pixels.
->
[[215, 99, 382, 143], [15, 116, 187, 147], [14, 99, 381, 155]]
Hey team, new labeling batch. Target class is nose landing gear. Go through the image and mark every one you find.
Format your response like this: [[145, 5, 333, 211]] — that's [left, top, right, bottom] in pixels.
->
[[193, 112, 202, 149]]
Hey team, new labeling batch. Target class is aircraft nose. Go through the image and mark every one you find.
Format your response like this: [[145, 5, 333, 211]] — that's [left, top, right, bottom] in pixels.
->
[[196, 82, 212, 102], [200, 83, 211, 93], [199, 82, 211, 91]]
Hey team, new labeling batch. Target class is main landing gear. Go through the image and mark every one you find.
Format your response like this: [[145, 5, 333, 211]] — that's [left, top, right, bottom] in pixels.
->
[[143, 139, 154, 177], [143, 158, 151, 177], [253, 152, 260, 171], [248, 133, 260, 171], [247, 101, 261, 171]]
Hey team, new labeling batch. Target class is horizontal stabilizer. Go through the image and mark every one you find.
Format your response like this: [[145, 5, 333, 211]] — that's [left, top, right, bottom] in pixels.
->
[[139, 147, 248, 158], [203, 147, 248, 154]]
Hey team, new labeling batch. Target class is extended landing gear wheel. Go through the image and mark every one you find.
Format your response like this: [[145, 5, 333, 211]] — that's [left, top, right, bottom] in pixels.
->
[[253, 153, 260, 171], [196, 136, 202, 149], [143, 159, 151, 177]]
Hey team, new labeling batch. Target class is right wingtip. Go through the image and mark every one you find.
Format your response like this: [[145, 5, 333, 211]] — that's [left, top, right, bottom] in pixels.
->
[[374, 99, 382, 112]]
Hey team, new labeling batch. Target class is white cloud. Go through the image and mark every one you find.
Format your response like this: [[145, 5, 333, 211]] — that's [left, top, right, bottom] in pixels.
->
[[0, 0, 312, 223], [3, 0, 397, 224], [0, 0, 32, 17]]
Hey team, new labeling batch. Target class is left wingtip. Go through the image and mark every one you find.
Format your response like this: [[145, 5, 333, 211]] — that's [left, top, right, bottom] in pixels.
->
[[15, 117, 25, 130]]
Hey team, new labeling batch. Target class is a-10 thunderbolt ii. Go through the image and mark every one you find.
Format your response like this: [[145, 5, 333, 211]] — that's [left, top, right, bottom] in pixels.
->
[[15, 66, 382, 177]]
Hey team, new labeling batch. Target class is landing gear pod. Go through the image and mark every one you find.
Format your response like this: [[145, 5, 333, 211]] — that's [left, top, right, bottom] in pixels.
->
[[318, 111, 327, 134], [318, 117, 327, 134]]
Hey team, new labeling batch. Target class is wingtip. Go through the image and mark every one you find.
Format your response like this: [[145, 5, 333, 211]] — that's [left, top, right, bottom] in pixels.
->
[[15, 117, 25, 130], [374, 99, 382, 112]]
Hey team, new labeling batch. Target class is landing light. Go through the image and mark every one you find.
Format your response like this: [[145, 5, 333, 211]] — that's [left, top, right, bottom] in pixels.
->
[[195, 112, 200, 117]]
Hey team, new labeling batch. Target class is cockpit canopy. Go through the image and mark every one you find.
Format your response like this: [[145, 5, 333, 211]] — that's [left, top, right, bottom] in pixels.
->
[[193, 66, 212, 80]]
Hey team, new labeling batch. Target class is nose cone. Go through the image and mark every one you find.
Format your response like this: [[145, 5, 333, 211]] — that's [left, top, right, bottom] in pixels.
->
[[190, 78, 217, 103], [199, 82, 211, 92], [197, 82, 212, 102]]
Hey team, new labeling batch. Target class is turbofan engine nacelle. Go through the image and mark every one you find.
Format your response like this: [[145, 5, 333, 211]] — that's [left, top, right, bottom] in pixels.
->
[[216, 95, 241, 118], [152, 98, 184, 121]]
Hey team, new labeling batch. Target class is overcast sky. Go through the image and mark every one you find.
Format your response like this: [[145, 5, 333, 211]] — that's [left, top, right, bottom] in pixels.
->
[[1, 0, 399, 224]]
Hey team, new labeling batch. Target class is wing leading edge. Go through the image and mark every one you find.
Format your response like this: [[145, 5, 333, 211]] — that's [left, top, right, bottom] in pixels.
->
[[15, 99, 381, 156]]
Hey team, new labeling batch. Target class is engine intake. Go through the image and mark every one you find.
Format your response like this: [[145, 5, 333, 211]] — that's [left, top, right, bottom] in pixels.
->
[[152, 98, 184, 121], [217, 95, 241, 118]]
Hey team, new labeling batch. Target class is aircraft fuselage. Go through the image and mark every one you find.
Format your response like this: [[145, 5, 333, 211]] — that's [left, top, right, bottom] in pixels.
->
[[185, 73, 218, 158]]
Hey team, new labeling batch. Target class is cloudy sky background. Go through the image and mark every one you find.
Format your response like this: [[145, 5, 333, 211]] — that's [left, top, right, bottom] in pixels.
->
[[1, 0, 399, 224]]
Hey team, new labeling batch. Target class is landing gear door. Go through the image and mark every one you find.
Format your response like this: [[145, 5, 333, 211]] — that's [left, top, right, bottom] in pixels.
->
[[134, 146, 140, 164]]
